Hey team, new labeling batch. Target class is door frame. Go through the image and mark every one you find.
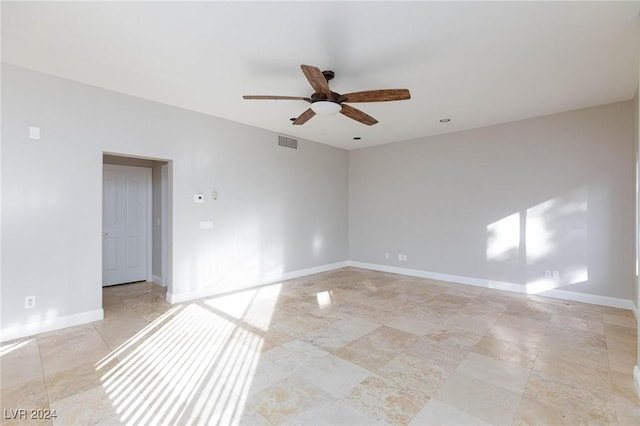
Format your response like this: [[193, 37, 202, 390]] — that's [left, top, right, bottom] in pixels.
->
[[101, 153, 172, 297], [144, 167, 153, 283], [160, 163, 169, 286]]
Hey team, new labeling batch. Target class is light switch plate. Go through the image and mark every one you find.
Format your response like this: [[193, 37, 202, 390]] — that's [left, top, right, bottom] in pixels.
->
[[199, 220, 213, 229], [29, 126, 40, 140]]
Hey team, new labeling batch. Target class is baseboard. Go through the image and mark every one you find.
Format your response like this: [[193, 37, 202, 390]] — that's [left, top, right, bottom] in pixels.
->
[[152, 274, 164, 286], [348, 261, 526, 293], [634, 366, 640, 398], [0, 309, 104, 343], [539, 288, 636, 312], [347, 261, 636, 312], [167, 261, 350, 304]]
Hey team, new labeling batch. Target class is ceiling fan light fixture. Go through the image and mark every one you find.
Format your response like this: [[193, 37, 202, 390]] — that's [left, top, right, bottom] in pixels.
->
[[311, 101, 341, 115], [243, 65, 410, 126]]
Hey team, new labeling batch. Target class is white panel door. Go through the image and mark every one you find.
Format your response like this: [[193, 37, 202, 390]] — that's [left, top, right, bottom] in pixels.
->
[[103, 164, 150, 286]]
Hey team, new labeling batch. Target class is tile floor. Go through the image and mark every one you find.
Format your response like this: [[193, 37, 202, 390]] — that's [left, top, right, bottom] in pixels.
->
[[1, 267, 639, 425]]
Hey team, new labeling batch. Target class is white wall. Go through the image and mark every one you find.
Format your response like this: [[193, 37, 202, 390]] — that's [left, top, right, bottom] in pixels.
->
[[350, 102, 636, 301], [635, 81, 640, 396], [2, 62, 636, 342], [1, 64, 348, 338], [634, 90, 639, 311]]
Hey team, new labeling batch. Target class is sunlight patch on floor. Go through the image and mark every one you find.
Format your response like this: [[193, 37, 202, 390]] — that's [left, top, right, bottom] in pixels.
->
[[204, 284, 281, 331], [0, 338, 33, 356], [96, 301, 265, 425]]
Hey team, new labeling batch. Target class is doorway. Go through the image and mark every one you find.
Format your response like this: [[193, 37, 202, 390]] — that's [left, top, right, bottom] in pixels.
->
[[102, 154, 170, 289], [103, 163, 151, 286]]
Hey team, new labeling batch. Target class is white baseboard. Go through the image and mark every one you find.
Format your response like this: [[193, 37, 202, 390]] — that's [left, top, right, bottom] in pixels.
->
[[167, 261, 350, 304], [348, 261, 526, 293], [347, 261, 636, 312], [540, 288, 636, 313], [0, 309, 104, 343], [3, 262, 631, 342], [634, 366, 640, 398], [152, 274, 164, 286]]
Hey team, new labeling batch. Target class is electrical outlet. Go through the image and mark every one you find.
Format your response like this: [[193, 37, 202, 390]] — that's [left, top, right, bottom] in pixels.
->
[[552, 270, 560, 280], [25, 296, 36, 309], [544, 270, 552, 279], [398, 254, 402, 261], [402, 255, 407, 261]]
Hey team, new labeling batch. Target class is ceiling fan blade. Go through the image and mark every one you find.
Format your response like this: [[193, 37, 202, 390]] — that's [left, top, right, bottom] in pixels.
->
[[301, 65, 331, 96], [243, 95, 310, 101], [342, 89, 411, 103], [340, 104, 378, 126], [292, 108, 316, 125]]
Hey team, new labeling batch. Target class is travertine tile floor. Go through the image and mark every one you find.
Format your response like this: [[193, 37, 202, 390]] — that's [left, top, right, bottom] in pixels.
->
[[1, 267, 639, 425]]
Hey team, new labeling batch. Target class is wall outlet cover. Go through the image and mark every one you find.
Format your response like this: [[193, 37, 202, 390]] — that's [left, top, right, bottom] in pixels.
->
[[25, 296, 36, 309]]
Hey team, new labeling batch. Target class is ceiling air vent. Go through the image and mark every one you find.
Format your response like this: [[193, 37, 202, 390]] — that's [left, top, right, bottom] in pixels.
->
[[278, 136, 298, 150]]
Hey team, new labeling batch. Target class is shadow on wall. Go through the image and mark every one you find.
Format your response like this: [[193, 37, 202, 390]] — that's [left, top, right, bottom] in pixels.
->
[[486, 186, 589, 294]]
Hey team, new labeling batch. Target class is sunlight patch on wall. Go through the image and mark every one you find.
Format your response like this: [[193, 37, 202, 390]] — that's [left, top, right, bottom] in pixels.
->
[[525, 186, 589, 293], [525, 199, 555, 263], [525, 264, 588, 294], [178, 212, 285, 294], [564, 264, 589, 285], [486, 212, 520, 262], [485, 186, 589, 294]]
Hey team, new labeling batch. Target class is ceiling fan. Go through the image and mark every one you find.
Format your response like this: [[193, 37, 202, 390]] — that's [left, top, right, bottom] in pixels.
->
[[243, 65, 411, 126]]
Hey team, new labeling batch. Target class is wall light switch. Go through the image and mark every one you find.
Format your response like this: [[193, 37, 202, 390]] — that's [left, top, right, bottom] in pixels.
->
[[199, 220, 213, 229], [212, 190, 218, 200], [194, 193, 204, 203], [29, 126, 40, 140]]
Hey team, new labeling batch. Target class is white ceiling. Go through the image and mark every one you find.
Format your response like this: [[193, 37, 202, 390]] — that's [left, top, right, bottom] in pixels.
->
[[2, 1, 639, 150]]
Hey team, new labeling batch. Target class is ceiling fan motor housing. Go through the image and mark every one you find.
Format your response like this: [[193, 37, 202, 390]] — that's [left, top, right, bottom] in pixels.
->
[[322, 70, 335, 81], [311, 91, 343, 104]]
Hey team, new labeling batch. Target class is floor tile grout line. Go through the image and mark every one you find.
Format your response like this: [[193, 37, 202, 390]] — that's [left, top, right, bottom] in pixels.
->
[[5, 269, 636, 425]]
